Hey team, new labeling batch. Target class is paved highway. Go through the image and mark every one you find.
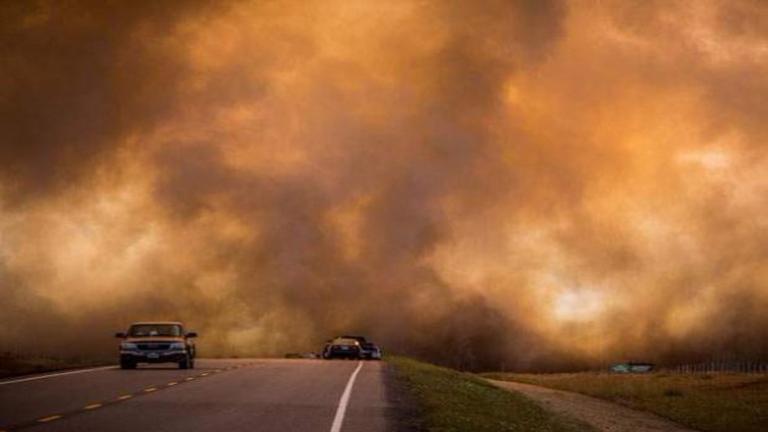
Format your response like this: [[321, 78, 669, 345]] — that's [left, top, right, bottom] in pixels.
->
[[0, 359, 402, 432]]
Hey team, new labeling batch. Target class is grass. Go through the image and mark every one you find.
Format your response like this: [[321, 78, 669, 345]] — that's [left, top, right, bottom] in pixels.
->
[[388, 356, 595, 432], [0, 352, 109, 379], [482, 371, 768, 432]]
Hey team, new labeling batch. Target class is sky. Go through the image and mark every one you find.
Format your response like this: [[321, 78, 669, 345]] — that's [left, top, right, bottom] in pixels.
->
[[1, 0, 766, 371]]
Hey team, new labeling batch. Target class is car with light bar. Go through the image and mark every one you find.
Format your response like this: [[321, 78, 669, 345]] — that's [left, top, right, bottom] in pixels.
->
[[360, 342, 382, 360]]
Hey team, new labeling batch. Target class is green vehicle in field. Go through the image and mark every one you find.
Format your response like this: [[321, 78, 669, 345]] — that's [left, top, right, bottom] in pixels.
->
[[611, 362, 654, 373]]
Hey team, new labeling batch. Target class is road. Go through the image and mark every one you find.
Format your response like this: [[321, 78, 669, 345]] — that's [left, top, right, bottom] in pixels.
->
[[0, 359, 402, 432]]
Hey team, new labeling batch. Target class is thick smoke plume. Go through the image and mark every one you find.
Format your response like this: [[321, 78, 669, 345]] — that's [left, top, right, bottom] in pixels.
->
[[1, 0, 766, 371]]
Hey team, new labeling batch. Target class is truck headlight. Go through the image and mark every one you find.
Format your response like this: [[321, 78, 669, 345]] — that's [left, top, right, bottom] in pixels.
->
[[121, 342, 137, 350], [170, 342, 185, 350]]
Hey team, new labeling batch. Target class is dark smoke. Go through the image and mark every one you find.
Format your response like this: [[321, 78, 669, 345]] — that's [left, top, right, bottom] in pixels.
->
[[0, 0, 766, 371]]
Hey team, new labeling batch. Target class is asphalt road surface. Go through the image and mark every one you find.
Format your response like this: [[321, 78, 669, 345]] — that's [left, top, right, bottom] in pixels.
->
[[0, 359, 401, 432]]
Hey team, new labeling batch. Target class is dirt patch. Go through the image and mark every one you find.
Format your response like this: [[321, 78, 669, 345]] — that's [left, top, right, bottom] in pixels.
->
[[488, 379, 698, 432], [723, 377, 768, 391]]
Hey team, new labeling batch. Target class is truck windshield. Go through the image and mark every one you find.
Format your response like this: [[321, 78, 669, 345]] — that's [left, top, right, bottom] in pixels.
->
[[129, 324, 182, 337]]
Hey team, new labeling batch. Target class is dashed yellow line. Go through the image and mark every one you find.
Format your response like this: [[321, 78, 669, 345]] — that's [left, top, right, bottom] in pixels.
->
[[0, 365, 253, 431]]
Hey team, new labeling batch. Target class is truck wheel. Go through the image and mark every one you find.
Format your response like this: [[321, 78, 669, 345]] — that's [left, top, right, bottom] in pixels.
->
[[179, 355, 190, 369]]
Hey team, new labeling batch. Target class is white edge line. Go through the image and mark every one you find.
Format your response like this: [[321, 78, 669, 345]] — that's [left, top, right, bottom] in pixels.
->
[[329, 361, 364, 432], [0, 366, 118, 386]]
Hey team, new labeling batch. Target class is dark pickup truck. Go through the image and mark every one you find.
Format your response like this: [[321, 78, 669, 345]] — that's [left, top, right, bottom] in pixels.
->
[[116, 322, 197, 369]]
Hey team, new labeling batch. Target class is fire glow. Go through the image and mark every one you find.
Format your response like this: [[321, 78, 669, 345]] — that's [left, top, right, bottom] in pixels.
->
[[0, 0, 766, 371]]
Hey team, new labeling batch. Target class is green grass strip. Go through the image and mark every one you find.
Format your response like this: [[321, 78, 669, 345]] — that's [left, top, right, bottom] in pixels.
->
[[389, 356, 594, 432]]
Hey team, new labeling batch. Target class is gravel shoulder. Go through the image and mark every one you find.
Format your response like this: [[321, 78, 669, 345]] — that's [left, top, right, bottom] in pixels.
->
[[487, 379, 698, 432]]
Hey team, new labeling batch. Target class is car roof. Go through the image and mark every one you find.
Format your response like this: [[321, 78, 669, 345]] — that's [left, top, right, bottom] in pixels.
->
[[340, 335, 367, 341], [130, 321, 183, 326], [332, 337, 360, 344]]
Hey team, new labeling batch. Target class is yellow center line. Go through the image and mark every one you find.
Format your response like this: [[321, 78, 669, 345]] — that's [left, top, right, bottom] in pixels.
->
[[38, 415, 62, 423], [185, 377, 195, 381], [144, 387, 157, 393], [167, 381, 178, 386], [84, 403, 102, 410], [117, 395, 132, 400], [200, 373, 209, 376]]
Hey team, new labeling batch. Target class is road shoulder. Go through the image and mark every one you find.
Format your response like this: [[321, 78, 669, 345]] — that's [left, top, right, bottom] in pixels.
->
[[389, 356, 593, 431], [487, 379, 698, 432]]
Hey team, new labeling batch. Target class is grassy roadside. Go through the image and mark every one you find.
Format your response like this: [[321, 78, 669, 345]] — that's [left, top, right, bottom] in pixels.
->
[[388, 356, 594, 432], [0, 353, 110, 379], [482, 372, 768, 432]]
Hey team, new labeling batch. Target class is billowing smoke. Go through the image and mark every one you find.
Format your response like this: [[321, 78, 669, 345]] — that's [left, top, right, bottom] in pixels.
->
[[1, 0, 766, 371]]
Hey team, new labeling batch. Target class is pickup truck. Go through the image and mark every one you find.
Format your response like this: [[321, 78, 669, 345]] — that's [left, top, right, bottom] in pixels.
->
[[115, 322, 197, 369]]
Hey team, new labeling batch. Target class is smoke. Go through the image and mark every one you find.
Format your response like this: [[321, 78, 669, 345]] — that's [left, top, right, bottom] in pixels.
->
[[1, 0, 766, 371]]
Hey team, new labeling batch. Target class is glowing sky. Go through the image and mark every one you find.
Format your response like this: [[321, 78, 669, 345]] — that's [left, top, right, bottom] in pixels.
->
[[1, 0, 766, 370]]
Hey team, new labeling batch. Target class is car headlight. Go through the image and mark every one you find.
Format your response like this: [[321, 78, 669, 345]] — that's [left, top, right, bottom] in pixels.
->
[[121, 342, 137, 349], [170, 342, 185, 350]]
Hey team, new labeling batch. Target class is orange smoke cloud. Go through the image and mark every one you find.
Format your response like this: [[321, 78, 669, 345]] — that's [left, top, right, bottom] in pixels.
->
[[0, 0, 766, 370]]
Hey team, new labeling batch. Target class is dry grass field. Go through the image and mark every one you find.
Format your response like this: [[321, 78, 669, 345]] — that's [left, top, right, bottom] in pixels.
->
[[482, 371, 768, 432]]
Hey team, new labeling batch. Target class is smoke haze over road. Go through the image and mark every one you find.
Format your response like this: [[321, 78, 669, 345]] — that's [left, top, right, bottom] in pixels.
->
[[1, 0, 766, 370]]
